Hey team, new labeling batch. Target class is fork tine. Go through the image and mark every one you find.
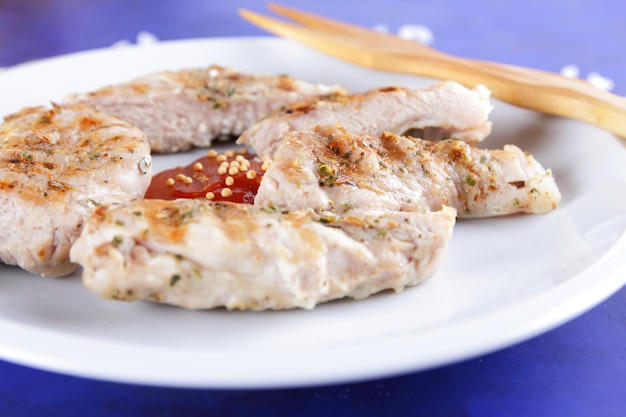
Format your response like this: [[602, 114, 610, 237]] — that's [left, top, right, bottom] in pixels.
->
[[238, 9, 371, 60], [244, 4, 449, 58], [238, 8, 457, 80], [268, 2, 447, 54], [266, 3, 382, 40], [239, 8, 358, 45]]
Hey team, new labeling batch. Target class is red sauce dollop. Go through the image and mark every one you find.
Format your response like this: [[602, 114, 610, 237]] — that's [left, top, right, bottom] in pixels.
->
[[145, 148, 265, 204]]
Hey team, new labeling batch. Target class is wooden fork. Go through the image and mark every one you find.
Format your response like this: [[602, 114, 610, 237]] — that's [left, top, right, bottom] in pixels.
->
[[239, 3, 626, 139]]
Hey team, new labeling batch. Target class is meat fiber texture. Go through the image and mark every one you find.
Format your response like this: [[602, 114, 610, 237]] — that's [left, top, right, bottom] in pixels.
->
[[0, 105, 152, 276], [238, 81, 493, 158], [63, 65, 347, 153], [70, 200, 456, 310], [255, 126, 561, 218]]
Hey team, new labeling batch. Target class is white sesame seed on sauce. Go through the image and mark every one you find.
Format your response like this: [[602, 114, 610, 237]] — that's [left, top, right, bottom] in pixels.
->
[[145, 144, 265, 202]]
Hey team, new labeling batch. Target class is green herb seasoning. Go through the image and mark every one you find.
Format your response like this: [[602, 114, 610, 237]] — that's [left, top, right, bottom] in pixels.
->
[[318, 163, 336, 186], [170, 274, 181, 287]]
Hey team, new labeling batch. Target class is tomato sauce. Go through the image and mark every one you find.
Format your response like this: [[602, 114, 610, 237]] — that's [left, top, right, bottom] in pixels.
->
[[145, 148, 267, 204]]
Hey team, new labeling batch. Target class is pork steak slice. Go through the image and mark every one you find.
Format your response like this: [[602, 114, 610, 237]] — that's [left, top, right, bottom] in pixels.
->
[[70, 199, 455, 310], [255, 125, 561, 218], [0, 104, 152, 276], [238, 81, 493, 158], [64, 65, 346, 153]]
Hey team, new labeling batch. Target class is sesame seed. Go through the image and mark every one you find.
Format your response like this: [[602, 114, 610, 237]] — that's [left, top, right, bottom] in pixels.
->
[[221, 188, 233, 197], [225, 176, 235, 186], [217, 166, 227, 175], [238, 165, 248, 172], [207, 149, 218, 157], [224, 150, 235, 158], [166, 178, 175, 186], [183, 176, 193, 185], [228, 166, 239, 175], [235, 155, 246, 162], [176, 173, 186, 182], [239, 148, 249, 155], [246, 170, 257, 179], [261, 162, 270, 171], [205, 192, 215, 200], [216, 154, 227, 162], [229, 160, 240, 168], [193, 162, 203, 171]]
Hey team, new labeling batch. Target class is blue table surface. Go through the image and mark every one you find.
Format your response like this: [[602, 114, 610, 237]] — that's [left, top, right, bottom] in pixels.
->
[[1, 0, 626, 416]]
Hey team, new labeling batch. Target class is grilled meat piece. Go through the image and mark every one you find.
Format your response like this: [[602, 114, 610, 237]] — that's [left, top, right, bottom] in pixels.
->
[[70, 200, 456, 310], [0, 104, 152, 276], [255, 126, 560, 218], [238, 81, 493, 158], [63, 65, 346, 153]]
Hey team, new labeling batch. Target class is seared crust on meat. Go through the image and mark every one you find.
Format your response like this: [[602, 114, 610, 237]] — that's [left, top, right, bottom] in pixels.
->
[[64, 65, 346, 153], [255, 125, 561, 218], [0, 104, 152, 276], [70, 200, 456, 310], [238, 81, 493, 158]]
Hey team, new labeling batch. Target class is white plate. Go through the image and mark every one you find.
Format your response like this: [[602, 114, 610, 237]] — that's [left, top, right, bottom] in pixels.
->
[[1, 37, 626, 389]]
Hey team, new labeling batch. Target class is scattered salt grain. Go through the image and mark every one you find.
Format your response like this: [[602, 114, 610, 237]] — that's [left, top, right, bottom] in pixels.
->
[[111, 39, 131, 48], [136, 31, 159, 45], [111, 31, 159, 48], [398, 24, 435, 45], [586, 72, 615, 92], [560, 65, 616, 92], [373, 24, 389, 33], [560, 64, 580, 79]]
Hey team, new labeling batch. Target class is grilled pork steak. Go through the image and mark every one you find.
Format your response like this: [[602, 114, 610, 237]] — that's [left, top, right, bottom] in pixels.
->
[[70, 200, 455, 310], [238, 81, 493, 158], [64, 65, 346, 153], [0, 105, 152, 276], [255, 126, 560, 218]]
